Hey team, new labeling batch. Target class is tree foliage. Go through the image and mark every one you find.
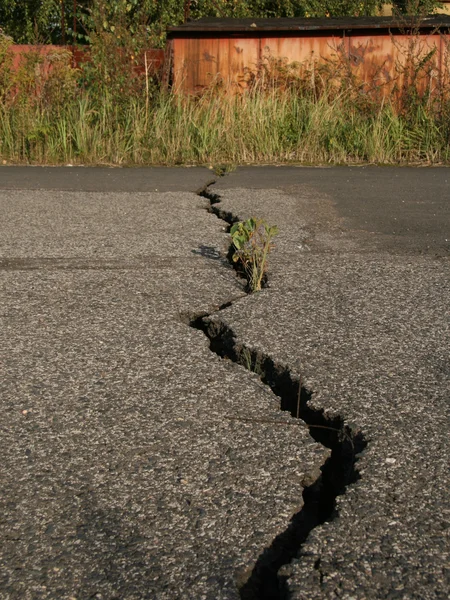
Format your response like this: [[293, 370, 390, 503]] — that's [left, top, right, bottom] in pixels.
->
[[0, 0, 61, 43], [391, 0, 443, 15], [0, 0, 444, 46]]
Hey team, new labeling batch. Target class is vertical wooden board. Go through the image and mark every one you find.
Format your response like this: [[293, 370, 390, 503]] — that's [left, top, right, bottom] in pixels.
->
[[440, 33, 450, 88], [172, 38, 187, 92], [194, 37, 221, 89], [220, 37, 260, 90], [389, 33, 440, 96], [347, 32, 441, 96], [173, 37, 220, 93], [173, 36, 259, 92]]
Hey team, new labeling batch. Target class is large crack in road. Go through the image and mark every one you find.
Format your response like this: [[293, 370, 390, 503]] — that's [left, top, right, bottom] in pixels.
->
[[184, 185, 368, 599]]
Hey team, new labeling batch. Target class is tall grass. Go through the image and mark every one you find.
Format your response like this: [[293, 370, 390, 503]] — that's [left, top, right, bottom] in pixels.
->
[[1, 39, 450, 166]]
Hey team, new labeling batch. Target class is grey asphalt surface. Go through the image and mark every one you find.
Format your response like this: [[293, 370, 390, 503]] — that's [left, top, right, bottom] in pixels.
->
[[0, 175, 328, 599], [1, 165, 449, 599], [212, 167, 450, 598], [0, 166, 216, 193], [215, 166, 450, 256]]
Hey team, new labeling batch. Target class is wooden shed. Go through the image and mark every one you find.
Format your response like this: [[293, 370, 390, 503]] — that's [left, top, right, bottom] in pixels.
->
[[166, 16, 450, 93]]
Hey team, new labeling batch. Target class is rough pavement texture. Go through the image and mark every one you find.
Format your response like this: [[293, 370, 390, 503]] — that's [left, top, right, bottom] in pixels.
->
[[212, 170, 450, 599], [0, 166, 216, 193], [0, 187, 328, 599], [216, 166, 450, 257]]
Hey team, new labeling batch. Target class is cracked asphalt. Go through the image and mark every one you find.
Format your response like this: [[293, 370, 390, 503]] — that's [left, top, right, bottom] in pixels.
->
[[213, 166, 450, 599], [0, 167, 326, 600], [1, 165, 449, 599]]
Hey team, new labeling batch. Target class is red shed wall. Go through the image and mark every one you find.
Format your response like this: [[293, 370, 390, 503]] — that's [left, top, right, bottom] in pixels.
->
[[171, 31, 448, 94], [172, 36, 259, 92]]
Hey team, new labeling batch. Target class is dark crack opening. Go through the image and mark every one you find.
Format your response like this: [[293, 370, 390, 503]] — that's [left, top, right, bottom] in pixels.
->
[[199, 187, 268, 290], [199, 188, 238, 231], [188, 185, 367, 600], [190, 316, 367, 600]]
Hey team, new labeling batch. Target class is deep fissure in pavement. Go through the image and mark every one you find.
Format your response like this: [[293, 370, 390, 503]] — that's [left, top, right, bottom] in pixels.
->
[[190, 186, 367, 600], [199, 188, 269, 290], [199, 189, 250, 285], [199, 189, 238, 229]]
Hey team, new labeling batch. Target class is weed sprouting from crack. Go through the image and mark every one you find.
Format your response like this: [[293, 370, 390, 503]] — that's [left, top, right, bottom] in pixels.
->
[[199, 189, 278, 292], [241, 347, 264, 376], [230, 218, 279, 293]]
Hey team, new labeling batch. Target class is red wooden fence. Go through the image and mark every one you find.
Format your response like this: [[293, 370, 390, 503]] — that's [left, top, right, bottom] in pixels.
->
[[8, 45, 165, 77]]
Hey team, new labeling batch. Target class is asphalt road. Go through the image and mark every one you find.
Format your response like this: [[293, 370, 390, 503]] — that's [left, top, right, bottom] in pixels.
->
[[0, 165, 449, 599], [0, 165, 216, 193], [216, 166, 450, 255], [2, 164, 448, 253], [214, 168, 450, 598], [0, 169, 325, 600]]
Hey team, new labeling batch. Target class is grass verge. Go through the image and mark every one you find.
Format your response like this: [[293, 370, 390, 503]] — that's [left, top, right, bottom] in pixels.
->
[[1, 38, 450, 166]]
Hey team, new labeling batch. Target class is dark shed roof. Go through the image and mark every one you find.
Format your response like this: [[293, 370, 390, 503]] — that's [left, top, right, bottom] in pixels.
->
[[167, 15, 450, 35]]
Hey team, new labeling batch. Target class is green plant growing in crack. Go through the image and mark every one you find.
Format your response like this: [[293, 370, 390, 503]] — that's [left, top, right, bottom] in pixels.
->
[[240, 347, 264, 376], [230, 217, 279, 292]]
